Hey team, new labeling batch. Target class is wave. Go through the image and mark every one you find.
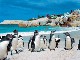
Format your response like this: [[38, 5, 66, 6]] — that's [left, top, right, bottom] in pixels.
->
[[0, 27, 80, 36]]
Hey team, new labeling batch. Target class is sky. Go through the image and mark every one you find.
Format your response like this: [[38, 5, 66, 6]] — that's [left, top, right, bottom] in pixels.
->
[[0, 0, 80, 22]]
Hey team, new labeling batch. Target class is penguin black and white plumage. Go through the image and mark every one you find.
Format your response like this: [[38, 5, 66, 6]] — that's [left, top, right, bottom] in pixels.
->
[[0, 41, 9, 60], [64, 32, 72, 50], [43, 36, 47, 49], [55, 35, 60, 48], [40, 35, 45, 51], [34, 34, 40, 52], [78, 40, 80, 50], [13, 29, 18, 35], [34, 30, 39, 36], [28, 37, 32, 51], [0, 36, 1, 41], [49, 34, 56, 51], [49, 31, 56, 44], [31, 35, 35, 52], [10, 30, 18, 55], [0, 34, 13, 60], [17, 35, 24, 52], [10, 35, 18, 55]]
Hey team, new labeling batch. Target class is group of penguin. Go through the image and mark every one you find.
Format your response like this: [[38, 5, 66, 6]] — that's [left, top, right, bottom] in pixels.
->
[[28, 30, 80, 52], [0, 30, 24, 60], [1, 29, 80, 60], [28, 30, 60, 52]]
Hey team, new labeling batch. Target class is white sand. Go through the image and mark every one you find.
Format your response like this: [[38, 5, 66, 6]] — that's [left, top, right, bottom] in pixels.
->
[[1, 27, 80, 60], [7, 45, 80, 60]]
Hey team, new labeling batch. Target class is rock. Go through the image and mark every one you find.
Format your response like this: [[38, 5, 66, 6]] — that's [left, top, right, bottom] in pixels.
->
[[18, 23, 27, 27]]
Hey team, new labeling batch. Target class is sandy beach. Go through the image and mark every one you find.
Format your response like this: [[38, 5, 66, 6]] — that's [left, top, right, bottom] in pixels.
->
[[3, 28, 80, 60], [7, 45, 80, 60]]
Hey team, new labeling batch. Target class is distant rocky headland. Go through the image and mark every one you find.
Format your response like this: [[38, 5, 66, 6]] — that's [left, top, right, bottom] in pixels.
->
[[1, 9, 80, 27]]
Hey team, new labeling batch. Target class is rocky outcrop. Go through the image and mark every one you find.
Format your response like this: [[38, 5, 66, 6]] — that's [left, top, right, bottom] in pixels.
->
[[18, 23, 27, 27]]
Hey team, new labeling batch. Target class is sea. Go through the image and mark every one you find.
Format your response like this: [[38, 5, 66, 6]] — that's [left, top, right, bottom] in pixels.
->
[[0, 24, 80, 46], [0, 24, 79, 33]]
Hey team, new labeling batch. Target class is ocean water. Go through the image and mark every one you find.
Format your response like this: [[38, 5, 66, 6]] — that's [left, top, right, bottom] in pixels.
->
[[0, 24, 78, 33], [0, 24, 80, 44]]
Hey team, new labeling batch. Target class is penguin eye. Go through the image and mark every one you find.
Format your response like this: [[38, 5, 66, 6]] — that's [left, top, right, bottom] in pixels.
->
[[21, 38, 23, 40]]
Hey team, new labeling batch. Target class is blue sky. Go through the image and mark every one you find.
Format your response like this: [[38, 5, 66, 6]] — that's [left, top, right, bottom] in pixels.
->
[[0, 0, 80, 22]]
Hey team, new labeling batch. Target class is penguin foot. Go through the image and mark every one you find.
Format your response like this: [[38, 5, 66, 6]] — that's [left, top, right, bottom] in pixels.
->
[[77, 49, 80, 50], [15, 50, 18, 54], [18, 50, 23, 52], [53, 49, 55, 51], [31, 49, 34, 52], [11, 51, 13, 55], [42, 49, 45, 51]]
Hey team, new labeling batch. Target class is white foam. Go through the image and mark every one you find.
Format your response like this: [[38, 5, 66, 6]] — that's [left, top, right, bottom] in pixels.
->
[[0, 27, 80, 36]]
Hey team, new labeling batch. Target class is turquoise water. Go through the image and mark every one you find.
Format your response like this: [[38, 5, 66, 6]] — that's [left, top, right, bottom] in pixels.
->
[[0, 24, 80, 43], [0, 24, 76, 33]]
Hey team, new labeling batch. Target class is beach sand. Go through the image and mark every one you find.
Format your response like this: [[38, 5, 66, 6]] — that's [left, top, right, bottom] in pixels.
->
[[7, 44, 80, 60], [2, 28, 80, 60]]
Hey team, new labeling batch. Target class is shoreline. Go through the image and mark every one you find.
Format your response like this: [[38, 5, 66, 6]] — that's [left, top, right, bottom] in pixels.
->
[[0, 27, 80, 36], [3, 28, 80, 60]]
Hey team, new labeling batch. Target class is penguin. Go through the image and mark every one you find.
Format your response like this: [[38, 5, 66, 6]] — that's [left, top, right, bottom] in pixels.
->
[[0, 36, 1, 41], [0, 41, 9, 60], [34, 34, 40, 52], [40, 35, 45, 51], [55, 35, 60, 48], [10, 35, 18, 55], [64, 32, 72, 50], [78, 40, 80, 50], [31, 35, 35, 52], [31, 30, 40, 52], [10, 30, 18, 55], [34, 30, 39, 36], [43, 36, 47, 49], [28, 37, 32, 51], [49, 31, 56, 44], [49, 34, 56, 51], [0, 34, 13, 60], [17, 35, 24, 52]]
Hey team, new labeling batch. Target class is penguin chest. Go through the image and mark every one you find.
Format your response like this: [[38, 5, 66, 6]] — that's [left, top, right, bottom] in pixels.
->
[[40, 39, 44, 48], [17, 39, 23, 47], [66, 37, 71, 49], [50, 40, 56, 49], [0, 46, 7, 59], [11, 38, 18, 50]]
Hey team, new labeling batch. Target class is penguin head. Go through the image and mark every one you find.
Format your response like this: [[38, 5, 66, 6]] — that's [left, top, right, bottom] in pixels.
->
[[12, 35, 16, 38], [63, 32, 70, 36], [18, 35, 22, 38], [6, 34, 13, 40], [40, 35, 43, 39], [44, 36, 46, 39], [13, 29, 18, 35], [53, 30, 56, 33], [40, 35, 43, 37], [0, 36, 1, 39], [34, 30, 39, 36], [51, 30, 56, 34]]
